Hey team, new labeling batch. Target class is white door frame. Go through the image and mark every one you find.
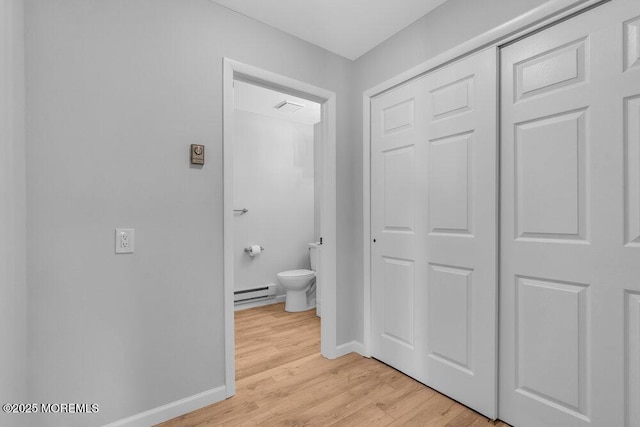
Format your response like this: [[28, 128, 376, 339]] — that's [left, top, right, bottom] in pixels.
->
[[362, 0, 605, 356], [223, 58, 337, 397]]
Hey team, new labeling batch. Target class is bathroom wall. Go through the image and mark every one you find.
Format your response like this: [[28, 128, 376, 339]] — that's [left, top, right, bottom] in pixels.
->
[[0, 1, 27, 426], [233, 109, 314, 294], [24, 0, 354, 425]]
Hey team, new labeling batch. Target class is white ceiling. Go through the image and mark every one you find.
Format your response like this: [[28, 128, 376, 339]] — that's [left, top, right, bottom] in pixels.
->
[[234, 80, 321, 125], [210, 0, 450, 60]]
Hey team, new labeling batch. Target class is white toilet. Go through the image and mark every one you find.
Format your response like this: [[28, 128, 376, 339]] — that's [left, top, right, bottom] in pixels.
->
[[277, 243, 319, 312]]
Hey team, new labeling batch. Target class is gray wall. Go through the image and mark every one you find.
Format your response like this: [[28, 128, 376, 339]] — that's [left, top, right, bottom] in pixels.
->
[[0, 1, 27, 427], [348, 0, 553, 344], [354, 0, 552, 91], [24, 0, 354, 425]]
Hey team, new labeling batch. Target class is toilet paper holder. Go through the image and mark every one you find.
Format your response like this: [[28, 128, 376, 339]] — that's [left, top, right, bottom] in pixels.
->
[[244, 246, 264, 253]]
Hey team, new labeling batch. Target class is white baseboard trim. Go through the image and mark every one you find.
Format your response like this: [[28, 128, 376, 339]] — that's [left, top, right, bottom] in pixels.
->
[[335, 341, 367, 358], [103, 385, 226, 427], [234, 294, 286, 311]]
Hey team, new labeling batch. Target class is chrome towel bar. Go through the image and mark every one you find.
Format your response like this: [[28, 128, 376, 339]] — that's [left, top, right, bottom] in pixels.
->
[[234, 208, 248, 214]]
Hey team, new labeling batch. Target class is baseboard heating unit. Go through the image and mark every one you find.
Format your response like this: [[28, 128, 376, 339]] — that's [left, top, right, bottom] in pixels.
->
[[234, 284, 277, 305]]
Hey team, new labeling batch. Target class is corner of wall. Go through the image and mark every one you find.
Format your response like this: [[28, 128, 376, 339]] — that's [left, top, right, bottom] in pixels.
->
[[334, 340, 367, 358], [0, 0, 28, 423]]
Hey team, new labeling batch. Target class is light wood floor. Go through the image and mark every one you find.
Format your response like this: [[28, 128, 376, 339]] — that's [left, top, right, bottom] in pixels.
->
[[159, 303, 508, 426]]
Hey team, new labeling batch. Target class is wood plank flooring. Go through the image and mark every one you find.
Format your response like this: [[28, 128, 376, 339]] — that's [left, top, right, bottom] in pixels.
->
[[159, 303, 509, 426]]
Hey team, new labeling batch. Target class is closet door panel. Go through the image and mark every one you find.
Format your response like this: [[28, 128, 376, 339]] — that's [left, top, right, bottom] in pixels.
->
[[371, 47, 498, 419], [371, 79, 426, 382], [499, 1, 640, 426], [422, 48, 498, 419]]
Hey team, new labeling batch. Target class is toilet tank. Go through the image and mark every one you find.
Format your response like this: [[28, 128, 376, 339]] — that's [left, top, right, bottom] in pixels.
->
[[308, 243, 320, 271]]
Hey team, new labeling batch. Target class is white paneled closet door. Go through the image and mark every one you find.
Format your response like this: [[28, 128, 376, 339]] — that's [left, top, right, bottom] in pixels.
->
[[499, 1, 640, 426], [371, 76, 426, 383], [371, 47, 498, 418]]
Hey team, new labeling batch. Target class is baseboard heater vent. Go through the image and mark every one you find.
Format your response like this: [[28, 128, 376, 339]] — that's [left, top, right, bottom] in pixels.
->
[[234, 284, 277, 305]]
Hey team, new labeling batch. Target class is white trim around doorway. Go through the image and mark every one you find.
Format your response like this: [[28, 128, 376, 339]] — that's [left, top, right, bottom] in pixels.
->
[[223, 58, 338, 398]]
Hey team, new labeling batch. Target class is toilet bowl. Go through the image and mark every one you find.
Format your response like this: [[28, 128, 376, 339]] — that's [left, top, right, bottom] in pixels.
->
[[277, 243, 319, 312]]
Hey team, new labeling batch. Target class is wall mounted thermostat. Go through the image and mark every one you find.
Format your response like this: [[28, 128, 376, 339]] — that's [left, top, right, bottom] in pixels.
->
[[191, 144, 205, 165]]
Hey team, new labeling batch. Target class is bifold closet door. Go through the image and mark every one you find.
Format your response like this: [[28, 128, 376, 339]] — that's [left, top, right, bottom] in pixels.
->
[[499, 1, 640, 426], [370, 47, 497, 418]]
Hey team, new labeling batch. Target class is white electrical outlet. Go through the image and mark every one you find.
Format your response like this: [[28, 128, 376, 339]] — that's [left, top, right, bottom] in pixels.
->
[[115, 229, 134, 254]]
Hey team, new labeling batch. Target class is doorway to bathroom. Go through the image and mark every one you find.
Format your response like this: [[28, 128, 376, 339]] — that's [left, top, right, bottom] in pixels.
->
[[232, 80, 321, 314], [222, 59, 337, 398]]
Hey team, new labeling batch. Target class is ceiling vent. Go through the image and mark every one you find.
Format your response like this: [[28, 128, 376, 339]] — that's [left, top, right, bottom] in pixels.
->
[[273, 100, 304, 113]]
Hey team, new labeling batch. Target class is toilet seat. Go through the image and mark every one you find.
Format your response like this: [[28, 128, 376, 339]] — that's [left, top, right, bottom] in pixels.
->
[[277, 269, 315, 279]]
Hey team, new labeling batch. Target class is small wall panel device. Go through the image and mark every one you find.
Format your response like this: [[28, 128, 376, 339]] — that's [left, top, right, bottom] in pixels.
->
[[191, 144, 205, 165]]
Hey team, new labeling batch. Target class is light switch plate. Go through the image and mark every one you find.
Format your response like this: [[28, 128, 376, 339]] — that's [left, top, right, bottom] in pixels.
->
[[115, 229, 134, 254]]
